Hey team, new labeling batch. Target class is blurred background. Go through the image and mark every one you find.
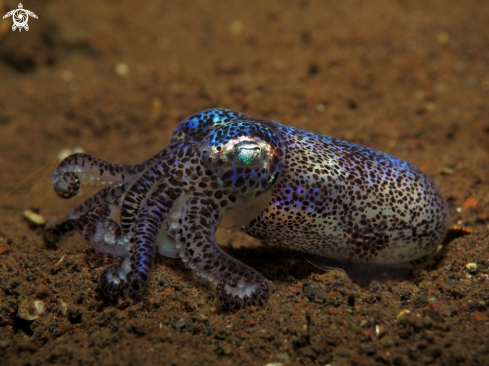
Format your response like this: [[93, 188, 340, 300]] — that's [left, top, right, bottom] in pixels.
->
[[1, 0, 488, 221]]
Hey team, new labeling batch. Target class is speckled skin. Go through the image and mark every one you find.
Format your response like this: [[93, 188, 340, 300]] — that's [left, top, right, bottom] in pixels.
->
[[44, 109, 449, 309]]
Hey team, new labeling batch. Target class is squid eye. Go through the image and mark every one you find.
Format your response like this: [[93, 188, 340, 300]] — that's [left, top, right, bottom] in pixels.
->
[[228, 141, 264, 167]]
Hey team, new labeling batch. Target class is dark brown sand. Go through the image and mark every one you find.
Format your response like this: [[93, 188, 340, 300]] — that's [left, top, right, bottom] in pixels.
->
[[1, 0, 489, 365]]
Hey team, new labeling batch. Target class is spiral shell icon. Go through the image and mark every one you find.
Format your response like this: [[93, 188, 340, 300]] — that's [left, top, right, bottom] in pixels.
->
[[3, 3, 38, 32]]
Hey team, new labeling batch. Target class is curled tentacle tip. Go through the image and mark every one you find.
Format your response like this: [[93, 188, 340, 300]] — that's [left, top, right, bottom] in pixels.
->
[[98, 264, 128, 297], [54, 171, 81, 199]]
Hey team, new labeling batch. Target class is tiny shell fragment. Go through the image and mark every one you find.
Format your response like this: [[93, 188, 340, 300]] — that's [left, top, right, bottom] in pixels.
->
[[18, 299, 46, 321], [397, 309, 411, 318], [439, 167, 454, 175], [58, 299, 68, 316]]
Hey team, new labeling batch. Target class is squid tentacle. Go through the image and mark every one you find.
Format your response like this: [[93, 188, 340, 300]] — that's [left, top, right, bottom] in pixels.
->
[[75, 204, 112, 241], [176, 195, 270, 310], [53, 154, 142, 198], [98, 185, 178, 298], [44, 185, 127, 246], [119, 164, 168, 233], [53, 147, 172, 199]]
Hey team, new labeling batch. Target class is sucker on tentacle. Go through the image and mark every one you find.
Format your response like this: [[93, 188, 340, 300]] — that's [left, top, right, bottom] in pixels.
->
[[45, 108, 449, 310], [44, 185, 128, 245]]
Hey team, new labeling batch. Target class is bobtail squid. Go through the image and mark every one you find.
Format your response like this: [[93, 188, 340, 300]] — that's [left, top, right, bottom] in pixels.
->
[[45, 109, 449, 309]]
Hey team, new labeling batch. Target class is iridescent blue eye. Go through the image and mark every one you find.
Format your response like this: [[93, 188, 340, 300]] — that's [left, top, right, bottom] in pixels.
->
[[229, 141, 263, 167]]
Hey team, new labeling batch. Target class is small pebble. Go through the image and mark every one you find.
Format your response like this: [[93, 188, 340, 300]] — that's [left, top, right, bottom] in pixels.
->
[[115, 63, 129, 76], [466, 262, 477, 273], [58, 299, 68, 316], [18, 299, 46, 321], [439, 167, 454, 175], [55, 255, 66, 266], [397, 309, 411, 318], [172, 317, 189, 330], [23, 210, 46, 225], [58, 147, 84, 161], [375, 325, 383, 338]]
